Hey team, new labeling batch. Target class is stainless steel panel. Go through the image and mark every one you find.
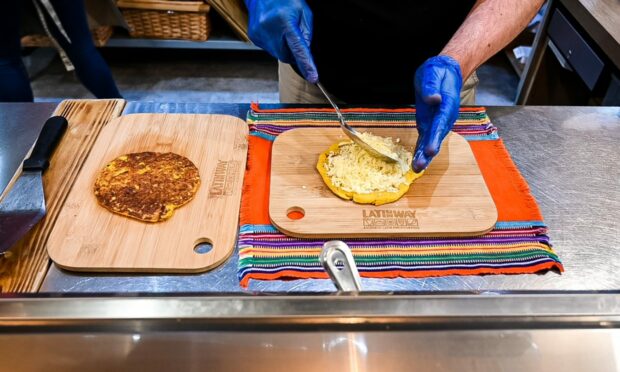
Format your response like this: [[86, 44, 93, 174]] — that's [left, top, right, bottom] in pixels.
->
[[1, 329, 619, 372], [2, 294, 620, 322], [2, 294, 619, 370], [37, 104, 620, 293]]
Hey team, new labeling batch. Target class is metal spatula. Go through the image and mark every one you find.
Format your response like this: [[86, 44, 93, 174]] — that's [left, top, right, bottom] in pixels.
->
[[316, 82, 398, 163]]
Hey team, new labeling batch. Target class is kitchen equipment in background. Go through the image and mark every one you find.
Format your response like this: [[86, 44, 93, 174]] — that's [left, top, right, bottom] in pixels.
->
[[207, 0, 249, 41], [117, 0, 211, 41], [517, 4, 620, 105]]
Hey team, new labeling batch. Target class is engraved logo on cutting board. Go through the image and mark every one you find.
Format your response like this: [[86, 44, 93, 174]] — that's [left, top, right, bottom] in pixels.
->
[[362, 209, 419, 229], [79, 243, 102, 255], [209, 160, 240, 198], [234, 134, 248, 151]]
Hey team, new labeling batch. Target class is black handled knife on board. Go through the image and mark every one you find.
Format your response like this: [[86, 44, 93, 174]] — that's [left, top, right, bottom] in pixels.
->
[[0, 116, 68, 254]]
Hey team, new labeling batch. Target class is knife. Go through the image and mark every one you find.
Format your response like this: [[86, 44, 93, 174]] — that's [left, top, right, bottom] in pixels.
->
[[0, 116, 68, 254]]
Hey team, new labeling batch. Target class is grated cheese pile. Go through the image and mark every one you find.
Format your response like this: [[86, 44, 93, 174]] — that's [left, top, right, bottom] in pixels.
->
[[325, 132, 413, 194]]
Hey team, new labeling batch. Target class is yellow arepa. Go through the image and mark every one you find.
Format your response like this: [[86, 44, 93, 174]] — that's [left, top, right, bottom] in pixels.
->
[[316, 132, 423, 205]]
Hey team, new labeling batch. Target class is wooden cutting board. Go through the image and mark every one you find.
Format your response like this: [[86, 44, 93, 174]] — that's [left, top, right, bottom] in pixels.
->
[[269, 128, 497, 238], [48, 114, 248, 273]]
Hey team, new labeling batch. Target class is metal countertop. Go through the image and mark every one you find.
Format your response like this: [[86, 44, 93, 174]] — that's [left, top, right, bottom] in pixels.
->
[[19, 103, 617, 293]]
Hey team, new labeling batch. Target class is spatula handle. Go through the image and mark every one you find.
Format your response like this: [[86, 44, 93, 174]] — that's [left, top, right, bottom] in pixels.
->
[[23, 116, 68, 172]]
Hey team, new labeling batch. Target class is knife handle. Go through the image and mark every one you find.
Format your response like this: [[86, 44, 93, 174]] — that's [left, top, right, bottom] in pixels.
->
[[23, 116, 68, 172]]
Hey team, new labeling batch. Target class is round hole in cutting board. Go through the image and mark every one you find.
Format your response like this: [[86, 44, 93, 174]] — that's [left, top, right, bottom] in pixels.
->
[[286, 206, 305, 220], [194, 238, 213, 254]]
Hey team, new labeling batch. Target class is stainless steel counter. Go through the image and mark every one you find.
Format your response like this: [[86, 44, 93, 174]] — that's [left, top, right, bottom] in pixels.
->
[[4, 329, 620, 372], [23, 103, 619, 293], [3, 103, 620, 370], [1, 293, 620, 371]]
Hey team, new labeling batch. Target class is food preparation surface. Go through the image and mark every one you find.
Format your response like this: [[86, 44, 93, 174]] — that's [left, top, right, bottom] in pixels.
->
[[48, 113, 248, 273], [36, 103, 620, 292], [270, 128, 497, 238]]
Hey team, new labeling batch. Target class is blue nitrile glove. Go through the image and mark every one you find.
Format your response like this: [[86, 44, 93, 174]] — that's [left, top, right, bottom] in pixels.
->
[[245, 0, 318, 83], [413, 55, 463, 172]]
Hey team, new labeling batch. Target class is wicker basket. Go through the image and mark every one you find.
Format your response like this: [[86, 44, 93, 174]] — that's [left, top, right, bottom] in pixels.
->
[[21, 26, 114, 48], [118, 0, 211, 41]]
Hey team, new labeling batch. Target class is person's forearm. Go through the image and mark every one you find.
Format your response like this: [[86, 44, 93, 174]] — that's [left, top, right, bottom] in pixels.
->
[[440, 0, 543, 79]]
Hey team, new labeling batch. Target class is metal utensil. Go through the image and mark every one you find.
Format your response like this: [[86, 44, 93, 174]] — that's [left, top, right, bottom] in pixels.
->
[[0, 116, 68, 254], [320, 240, 362, 292], [315, 82, 398, 163]]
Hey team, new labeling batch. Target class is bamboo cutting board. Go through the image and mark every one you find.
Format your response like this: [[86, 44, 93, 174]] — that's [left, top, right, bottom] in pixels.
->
[[269, 128, 497, 238], [48, 114, 248, 273]]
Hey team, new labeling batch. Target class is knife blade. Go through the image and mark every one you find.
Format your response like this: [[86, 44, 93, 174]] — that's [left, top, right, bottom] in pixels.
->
[[0, 116, 68, 254]]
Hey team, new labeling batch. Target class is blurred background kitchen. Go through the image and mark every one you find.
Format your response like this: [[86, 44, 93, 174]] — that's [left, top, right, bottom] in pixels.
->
[[11, 0, 619, 106]]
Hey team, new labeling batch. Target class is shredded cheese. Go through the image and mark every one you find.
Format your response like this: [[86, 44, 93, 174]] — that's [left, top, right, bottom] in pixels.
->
[[325, 132, 413, 194]]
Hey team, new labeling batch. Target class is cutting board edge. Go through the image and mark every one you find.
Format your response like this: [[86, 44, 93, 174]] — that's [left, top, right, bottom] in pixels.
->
[[269, 127, 500, 238], [106, 112, 250, 134], [51, 256, 231, 273], [47, 112, 248, 273], [269, 217, 498, 239], [269, 194, 499, 238], [48, 220, 240, 273], [268, 185, 499, 239]]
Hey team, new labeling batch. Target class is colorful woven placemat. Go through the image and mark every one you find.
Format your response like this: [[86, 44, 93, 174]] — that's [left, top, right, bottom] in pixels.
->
[[238, 104, 563, 287]]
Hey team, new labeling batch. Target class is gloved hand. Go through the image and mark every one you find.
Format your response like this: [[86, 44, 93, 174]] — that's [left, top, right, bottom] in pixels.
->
[[413, 55, 463, 172], [245, 0, 318, 83]]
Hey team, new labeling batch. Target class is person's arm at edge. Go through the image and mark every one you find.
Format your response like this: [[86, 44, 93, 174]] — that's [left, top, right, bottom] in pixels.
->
[[412, 0, 543, 172], [440, 0, 544, 80]]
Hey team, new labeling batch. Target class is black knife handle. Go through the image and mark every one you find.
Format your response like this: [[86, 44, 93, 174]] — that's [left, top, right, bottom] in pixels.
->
[[23, 116, 68, 172]]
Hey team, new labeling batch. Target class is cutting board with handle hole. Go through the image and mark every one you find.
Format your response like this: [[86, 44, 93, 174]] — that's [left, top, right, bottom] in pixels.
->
[[48, 114, 248, 273], [270, 128, 497, 238]]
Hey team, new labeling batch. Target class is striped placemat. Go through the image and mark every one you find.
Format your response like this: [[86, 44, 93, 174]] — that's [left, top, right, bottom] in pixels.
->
[[238, 104, 563, 287]]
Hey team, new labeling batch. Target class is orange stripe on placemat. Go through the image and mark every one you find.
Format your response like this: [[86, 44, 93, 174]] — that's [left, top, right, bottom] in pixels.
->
[[469, 140, 543, 222], [240, 135, 273, 225], [250, 103, 486, 114], [239, 262, 562, 287], [240, 270, 330, 287]]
